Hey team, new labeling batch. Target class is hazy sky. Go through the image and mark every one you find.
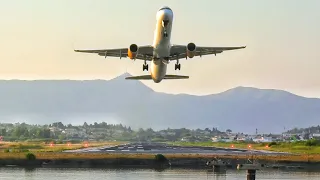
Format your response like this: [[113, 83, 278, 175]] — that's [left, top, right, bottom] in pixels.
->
[[1, 0, 319, 97]]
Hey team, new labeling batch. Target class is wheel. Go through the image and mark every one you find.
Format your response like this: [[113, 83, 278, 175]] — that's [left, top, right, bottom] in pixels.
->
[[175, 64, 181, 70], [143, 64, 148, 71]]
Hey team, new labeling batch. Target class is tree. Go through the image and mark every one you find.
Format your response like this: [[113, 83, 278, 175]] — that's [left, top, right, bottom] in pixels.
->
[[43, 129, 51, 138], [52, 122, 65, 129], [0, 129, 6, 136], [13, 126, 28, 138], [138, 128, 145, 133], [226, 129, 232, 134], [26, 153, 36, 160], [146, 128, 154, 133], [101, 122, 107, 127], [212, 127, 219, 132], [58, 134, 66, 141]]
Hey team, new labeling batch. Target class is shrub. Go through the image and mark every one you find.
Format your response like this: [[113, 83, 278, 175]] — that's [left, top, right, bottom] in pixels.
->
[[305, 139, 319, 146], [26, 152, 36, 160], [268, 142, 277, 147], [155, 154, 167, 162], [3, 149, 9, 153]]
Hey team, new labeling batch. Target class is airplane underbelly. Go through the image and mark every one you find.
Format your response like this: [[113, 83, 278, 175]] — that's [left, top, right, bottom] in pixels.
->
[[151, 60, 167, 83], [157, 47, 170, 57], [154, 41, 170, 58]]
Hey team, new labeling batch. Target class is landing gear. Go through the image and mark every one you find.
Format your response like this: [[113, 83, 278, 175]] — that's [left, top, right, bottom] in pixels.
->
[[163, 31, 168, 37], [175, 60, 181, 70], [175, 63, 181, 70], [143, 62, 148, 71], [163, 20, 169, 27], [162, 20, 169, 37]]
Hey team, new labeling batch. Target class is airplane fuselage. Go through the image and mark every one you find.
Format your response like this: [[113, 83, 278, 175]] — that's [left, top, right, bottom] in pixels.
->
[[150, 7, 173, 83]]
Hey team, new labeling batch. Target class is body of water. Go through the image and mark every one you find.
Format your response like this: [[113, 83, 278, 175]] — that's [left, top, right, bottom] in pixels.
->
[[0, 167, 319, 180]]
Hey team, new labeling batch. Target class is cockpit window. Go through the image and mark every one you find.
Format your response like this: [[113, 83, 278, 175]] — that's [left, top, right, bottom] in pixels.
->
[[159, 6, 172, 11]]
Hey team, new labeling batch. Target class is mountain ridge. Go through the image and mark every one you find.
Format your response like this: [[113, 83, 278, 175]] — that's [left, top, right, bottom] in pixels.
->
[[0, 74, 319, 134], [0, 79, 315, 99]]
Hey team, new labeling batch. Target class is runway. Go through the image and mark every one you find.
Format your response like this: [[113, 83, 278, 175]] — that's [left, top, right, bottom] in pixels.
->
[[63, 142, 289, 155]]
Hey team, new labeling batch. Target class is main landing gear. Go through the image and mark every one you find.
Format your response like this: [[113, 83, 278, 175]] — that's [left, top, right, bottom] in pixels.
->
[[143, 61, 148, 71], [174, 59, 181, 70], [175, 63, 181, 70]]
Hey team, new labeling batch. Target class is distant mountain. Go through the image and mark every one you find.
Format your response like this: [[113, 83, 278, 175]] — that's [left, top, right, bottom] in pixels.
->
[[0, 73, 319, 134]]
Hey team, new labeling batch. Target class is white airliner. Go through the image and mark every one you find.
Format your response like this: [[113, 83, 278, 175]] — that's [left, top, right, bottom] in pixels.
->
[[74, 6, 246, 83]]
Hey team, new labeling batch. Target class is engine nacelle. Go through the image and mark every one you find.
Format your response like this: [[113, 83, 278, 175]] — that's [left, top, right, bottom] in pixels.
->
[[128, 44, 138, 59], [186, 42, 196, 58]]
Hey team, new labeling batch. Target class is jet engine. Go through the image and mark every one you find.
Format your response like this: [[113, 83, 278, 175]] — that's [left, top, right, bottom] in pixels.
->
[[186, 42, 196, 58], [128, 44, 138, 59]]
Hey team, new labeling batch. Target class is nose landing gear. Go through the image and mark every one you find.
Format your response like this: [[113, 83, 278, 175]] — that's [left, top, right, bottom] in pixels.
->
[[162, 20, 169, 27], [162, 20, 169, 37], [164, 31, 168, 37]]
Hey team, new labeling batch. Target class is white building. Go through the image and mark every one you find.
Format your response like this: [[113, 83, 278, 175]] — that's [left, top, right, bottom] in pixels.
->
[[310, 133, 320, 139], [252, 136, 272, 142]]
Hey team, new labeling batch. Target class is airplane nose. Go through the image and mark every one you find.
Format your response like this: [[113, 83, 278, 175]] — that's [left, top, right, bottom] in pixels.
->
[[163, 10, 172, 20], [157, 9, 173, 21]]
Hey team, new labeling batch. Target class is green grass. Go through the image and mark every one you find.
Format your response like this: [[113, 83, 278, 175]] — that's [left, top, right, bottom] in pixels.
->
[[0, 140, 319, 162], [2, 140, 319, 154], [169, 141, 320, 154], [0, 152, 319, 162], [0, 141, 125, 153]]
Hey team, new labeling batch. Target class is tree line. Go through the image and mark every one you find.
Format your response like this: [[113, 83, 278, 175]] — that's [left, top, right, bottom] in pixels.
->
[[0, 122, 222, 142]]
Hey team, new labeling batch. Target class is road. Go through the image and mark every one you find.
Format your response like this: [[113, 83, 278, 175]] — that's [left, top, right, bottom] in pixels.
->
[[63, 142, 290, 155]]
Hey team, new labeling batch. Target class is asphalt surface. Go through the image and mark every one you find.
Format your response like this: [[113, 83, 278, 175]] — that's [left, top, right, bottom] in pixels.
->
[[63, 142, 290, 155]]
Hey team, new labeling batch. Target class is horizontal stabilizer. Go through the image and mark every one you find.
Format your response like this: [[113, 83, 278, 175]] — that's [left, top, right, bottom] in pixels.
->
[[125, 75, 189, 80], [125, 75, 153, 80], [163, 75, 189, 79]]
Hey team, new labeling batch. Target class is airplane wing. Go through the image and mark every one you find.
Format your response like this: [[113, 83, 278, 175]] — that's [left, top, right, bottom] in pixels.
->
[[74, 45, 154, 61], [169, 45, 246, 60]]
